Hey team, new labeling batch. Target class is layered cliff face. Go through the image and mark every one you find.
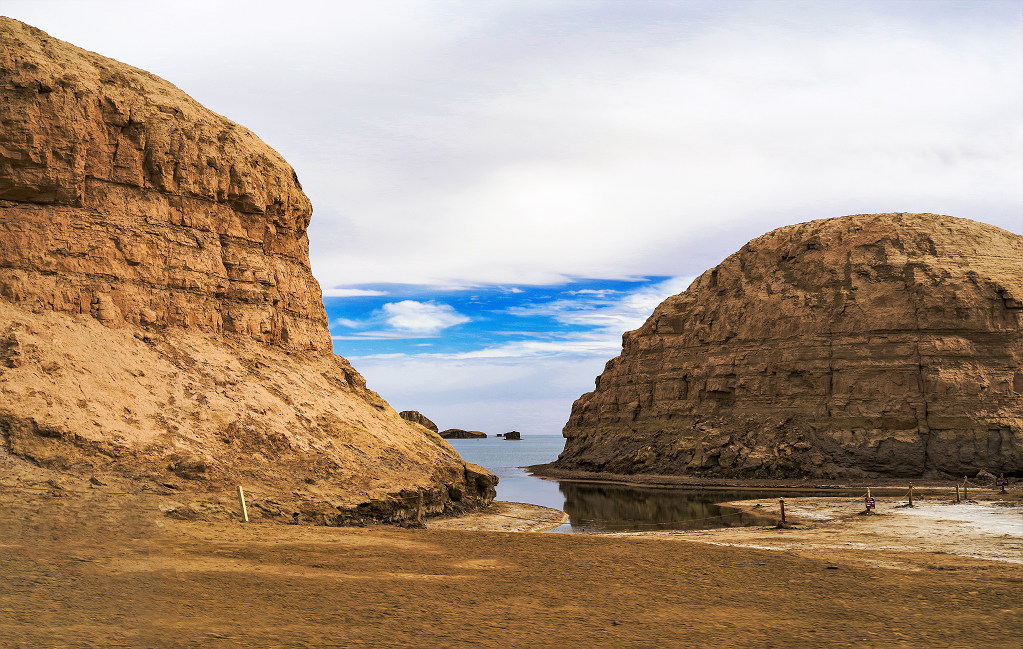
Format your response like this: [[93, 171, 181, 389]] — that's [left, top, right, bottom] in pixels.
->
[[556, 213, 1023, 479], [0, 19, 323, 349], [0, 18, 495, 522]]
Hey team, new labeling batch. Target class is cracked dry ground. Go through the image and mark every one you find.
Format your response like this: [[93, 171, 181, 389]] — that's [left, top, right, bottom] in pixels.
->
[[1, 487, 1020, 648]]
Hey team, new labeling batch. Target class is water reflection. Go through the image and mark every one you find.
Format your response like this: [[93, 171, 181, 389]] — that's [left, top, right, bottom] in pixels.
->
[[446, 436, 787, 534], [558, 482, 779, 533]]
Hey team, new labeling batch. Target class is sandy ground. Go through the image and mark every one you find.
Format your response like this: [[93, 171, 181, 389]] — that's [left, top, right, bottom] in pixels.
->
[[1, 475, 1021, 648], [427, 501, 569, 532], [659, 495, 1023, 566]]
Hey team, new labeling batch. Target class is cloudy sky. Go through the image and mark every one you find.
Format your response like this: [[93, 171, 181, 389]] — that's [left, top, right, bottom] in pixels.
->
[[6, 0, 1022, 433]]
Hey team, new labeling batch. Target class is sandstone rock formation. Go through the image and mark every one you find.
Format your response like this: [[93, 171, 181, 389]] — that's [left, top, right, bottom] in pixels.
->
[[554, 214, 1022, 479], [504, 431, 522, 441], [440, 429, 488, 439], [399, 410, 439, 433], [0, 18, 495, 522]]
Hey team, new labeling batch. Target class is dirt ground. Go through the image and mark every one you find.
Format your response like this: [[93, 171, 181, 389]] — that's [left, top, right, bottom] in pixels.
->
[[1, 476, 1021, 648]]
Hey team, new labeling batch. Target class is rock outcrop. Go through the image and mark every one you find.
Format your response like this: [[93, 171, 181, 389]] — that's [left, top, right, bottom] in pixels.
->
[[0, 18, 495, 522], [399, 410, 439, 433], [555, 214, 1023, 479], [504, 431, 522, 440], [440, 429, 487, 439]]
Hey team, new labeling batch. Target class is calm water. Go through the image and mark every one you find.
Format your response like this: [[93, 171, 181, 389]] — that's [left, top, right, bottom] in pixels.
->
[[448, 435, 778, 533]]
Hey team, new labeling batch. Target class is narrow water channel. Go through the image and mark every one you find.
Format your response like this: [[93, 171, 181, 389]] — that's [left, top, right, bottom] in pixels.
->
[[448, 435, 781, 533]]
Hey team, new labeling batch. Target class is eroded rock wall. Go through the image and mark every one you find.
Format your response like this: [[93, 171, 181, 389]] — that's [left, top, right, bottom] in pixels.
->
[[0, 19, 324, 349], [0, 18, 495, 521], [556, 213, 1023, 479]]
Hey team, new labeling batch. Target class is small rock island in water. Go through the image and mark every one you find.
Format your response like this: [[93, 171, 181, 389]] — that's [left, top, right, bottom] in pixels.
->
[[440, 429, 488, 439]]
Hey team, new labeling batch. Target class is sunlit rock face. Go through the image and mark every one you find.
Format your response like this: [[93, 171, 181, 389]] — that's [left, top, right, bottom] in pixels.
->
[[556, 213, 1023, 479], [0, 18, 495, 522], [0, 18, 323, 349], [400, 411, 439, 432]]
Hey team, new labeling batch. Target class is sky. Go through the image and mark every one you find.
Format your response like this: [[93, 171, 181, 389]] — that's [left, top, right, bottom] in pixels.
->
[[4, 0, 1022, 433]]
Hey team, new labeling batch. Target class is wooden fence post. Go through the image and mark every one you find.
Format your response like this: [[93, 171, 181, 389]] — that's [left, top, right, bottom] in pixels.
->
[[908, 483, 914, 508], [237, 485, 249, 523], [779, 497, 786, 526], [955, 484, 960, 504], [963, 476, 968, 501]]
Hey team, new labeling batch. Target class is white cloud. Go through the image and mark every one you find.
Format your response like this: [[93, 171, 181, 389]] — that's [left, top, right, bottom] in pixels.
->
[[332, 317, 364, 329], [8, 2, 1019, 289], [331, 300, 471, 338], [381, 300, 470, 334], [347, 351, 610, 433], [298, 4, 1023, 287], [507, 276, 695, 341], [333, 332, 433, 340], [352, 337, 620, 361], [322, 288, 389, 298]]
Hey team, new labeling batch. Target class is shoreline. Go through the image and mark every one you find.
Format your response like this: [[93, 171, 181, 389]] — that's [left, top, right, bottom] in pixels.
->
[[527, 462, 1010, 496], [1, 478, 1020, 646]]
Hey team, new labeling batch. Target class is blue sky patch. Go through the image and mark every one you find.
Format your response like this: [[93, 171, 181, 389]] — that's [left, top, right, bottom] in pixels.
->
[[325, 276, 691, 358]]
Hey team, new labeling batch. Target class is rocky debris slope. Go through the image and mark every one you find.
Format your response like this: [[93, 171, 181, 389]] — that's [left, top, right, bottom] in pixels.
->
[[554, 214, 1022, 479], [0, 18, 495, 523]]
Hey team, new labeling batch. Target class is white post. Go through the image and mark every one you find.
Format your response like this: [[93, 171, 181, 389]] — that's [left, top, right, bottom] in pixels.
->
[[237, 485, 249, 523]]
